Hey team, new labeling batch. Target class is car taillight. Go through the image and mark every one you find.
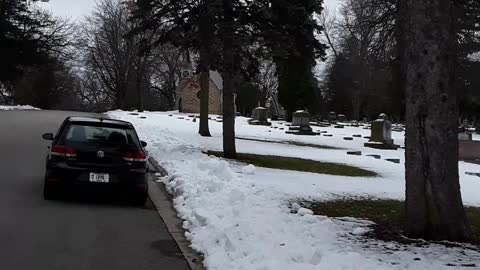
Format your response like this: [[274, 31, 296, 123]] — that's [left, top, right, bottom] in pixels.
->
[[123, 151, 147, 162], [51, 145, 77, 157]]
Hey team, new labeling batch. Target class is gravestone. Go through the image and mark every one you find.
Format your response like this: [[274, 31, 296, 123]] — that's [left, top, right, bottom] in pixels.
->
[[337, 114, 346, 122], [364, 113, 399, 150], [328, 111, 336, 123], [248, 107, 271, 126], [292, 110, 310, 126], [458, 132, 472, 141], [286, 110, 319, 135]]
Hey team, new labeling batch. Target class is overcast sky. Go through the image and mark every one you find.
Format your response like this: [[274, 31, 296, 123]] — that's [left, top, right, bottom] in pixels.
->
[[324, 0, 341, 13], [42, 0, 340, 21], [41, 0, 97, 21]]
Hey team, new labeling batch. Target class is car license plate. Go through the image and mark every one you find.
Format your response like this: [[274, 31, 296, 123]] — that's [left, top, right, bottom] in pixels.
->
[[89, 173, 109, 183]]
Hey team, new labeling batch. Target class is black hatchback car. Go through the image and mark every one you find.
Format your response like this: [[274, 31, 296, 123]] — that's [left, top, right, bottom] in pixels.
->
[[42, 116, 148, 205]]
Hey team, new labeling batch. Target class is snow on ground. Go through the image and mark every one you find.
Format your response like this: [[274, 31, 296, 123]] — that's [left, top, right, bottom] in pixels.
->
[[0, 105, 40, 111], [110, 110, 480, 270]]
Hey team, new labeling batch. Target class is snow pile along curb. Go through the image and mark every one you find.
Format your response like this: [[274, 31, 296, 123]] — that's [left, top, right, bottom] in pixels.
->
[[129, 123, 381, 269]]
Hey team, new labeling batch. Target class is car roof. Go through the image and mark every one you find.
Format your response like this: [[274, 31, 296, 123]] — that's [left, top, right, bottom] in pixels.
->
[[66, 116, 133, 127]]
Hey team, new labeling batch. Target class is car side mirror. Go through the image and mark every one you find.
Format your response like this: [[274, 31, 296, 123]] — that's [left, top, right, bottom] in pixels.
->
[[141, 141, 147, 147], [42, 133, 54, 141]]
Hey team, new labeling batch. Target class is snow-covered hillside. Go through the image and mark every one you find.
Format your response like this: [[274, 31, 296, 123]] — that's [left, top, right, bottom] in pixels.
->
[[109, 110, 480, 270]]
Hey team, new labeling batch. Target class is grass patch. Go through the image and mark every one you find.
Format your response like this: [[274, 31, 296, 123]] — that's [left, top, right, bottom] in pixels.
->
[[207, 151, 376, 177], [237, 137, 340, 150], [307, 199, 480, 243]]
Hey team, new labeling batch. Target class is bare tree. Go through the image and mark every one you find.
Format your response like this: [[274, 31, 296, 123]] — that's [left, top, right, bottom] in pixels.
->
[[324, 0, 397, 120], [317, 7, 339, 58], [80, 0, 137, 110], [338, 0, 378, 120], [401, 0, 472, 241], [255, 60, 278, 107], [149, 44, 184, 110]]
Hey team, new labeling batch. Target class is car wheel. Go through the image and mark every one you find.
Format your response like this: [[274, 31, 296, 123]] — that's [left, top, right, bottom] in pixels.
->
[[133, 192, 148, 206], [43, 182, 58, 200]]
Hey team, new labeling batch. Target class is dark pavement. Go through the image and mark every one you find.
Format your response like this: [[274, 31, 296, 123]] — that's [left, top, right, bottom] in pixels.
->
[[0, 110, 190, 270]]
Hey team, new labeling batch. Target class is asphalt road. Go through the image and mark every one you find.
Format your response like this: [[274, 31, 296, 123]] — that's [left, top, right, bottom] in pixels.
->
[[0, 110, 190, 270]]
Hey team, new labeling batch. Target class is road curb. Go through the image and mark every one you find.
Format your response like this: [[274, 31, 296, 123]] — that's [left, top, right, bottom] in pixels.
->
[[147, 157, 205, 270]]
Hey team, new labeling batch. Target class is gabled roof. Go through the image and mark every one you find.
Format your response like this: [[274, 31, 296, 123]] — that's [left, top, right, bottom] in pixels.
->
[[209, 71, 223, 91], [176, 71, 224, 93]]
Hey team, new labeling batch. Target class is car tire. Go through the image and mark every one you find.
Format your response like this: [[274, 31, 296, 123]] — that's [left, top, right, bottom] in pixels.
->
[[43, 182, 58, 200], [133, 192, 148, 207]]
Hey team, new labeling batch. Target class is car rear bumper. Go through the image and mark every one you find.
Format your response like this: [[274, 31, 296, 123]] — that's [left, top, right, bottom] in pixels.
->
[[45, 162, 148, 188]]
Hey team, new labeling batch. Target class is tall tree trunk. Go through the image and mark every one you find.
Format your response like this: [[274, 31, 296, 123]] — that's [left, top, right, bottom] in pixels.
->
[[117, 86, 126, 110], [137, 85, 144, 112], [402, 0, 471, 241], [136, 58, 145, 113], [198, 2, 212, 137], [199, 71, 211, 134], [222, 0, 236, 159], [351, 96, 362, 121]]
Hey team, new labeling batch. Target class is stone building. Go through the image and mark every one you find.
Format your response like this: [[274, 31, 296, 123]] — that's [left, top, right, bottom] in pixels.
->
[[175, 66, 223, 115]]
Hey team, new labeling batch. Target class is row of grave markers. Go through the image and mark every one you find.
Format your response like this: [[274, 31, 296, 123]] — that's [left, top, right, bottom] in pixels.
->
[[248, 108, 400, 149]]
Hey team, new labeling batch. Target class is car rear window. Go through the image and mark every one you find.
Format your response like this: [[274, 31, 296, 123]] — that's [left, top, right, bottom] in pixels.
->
[[63, 124, 140, 146]]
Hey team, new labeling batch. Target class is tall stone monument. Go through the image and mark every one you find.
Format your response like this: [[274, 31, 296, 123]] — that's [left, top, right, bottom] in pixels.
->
[[364, 113, 399, 150], [286, 110, 319, 135], [248, 107, 271, 126], [328, 111, 336, 123]]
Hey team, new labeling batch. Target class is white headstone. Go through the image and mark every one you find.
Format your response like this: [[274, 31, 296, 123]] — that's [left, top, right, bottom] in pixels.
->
[[292, 110, 310, 126]]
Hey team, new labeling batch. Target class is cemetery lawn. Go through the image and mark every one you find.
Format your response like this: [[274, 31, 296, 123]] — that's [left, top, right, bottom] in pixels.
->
[[236, 136, 340, 149], [108, 110, 480, 270], [207, 150, 377, 177], [306, 199, 480, 243]]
